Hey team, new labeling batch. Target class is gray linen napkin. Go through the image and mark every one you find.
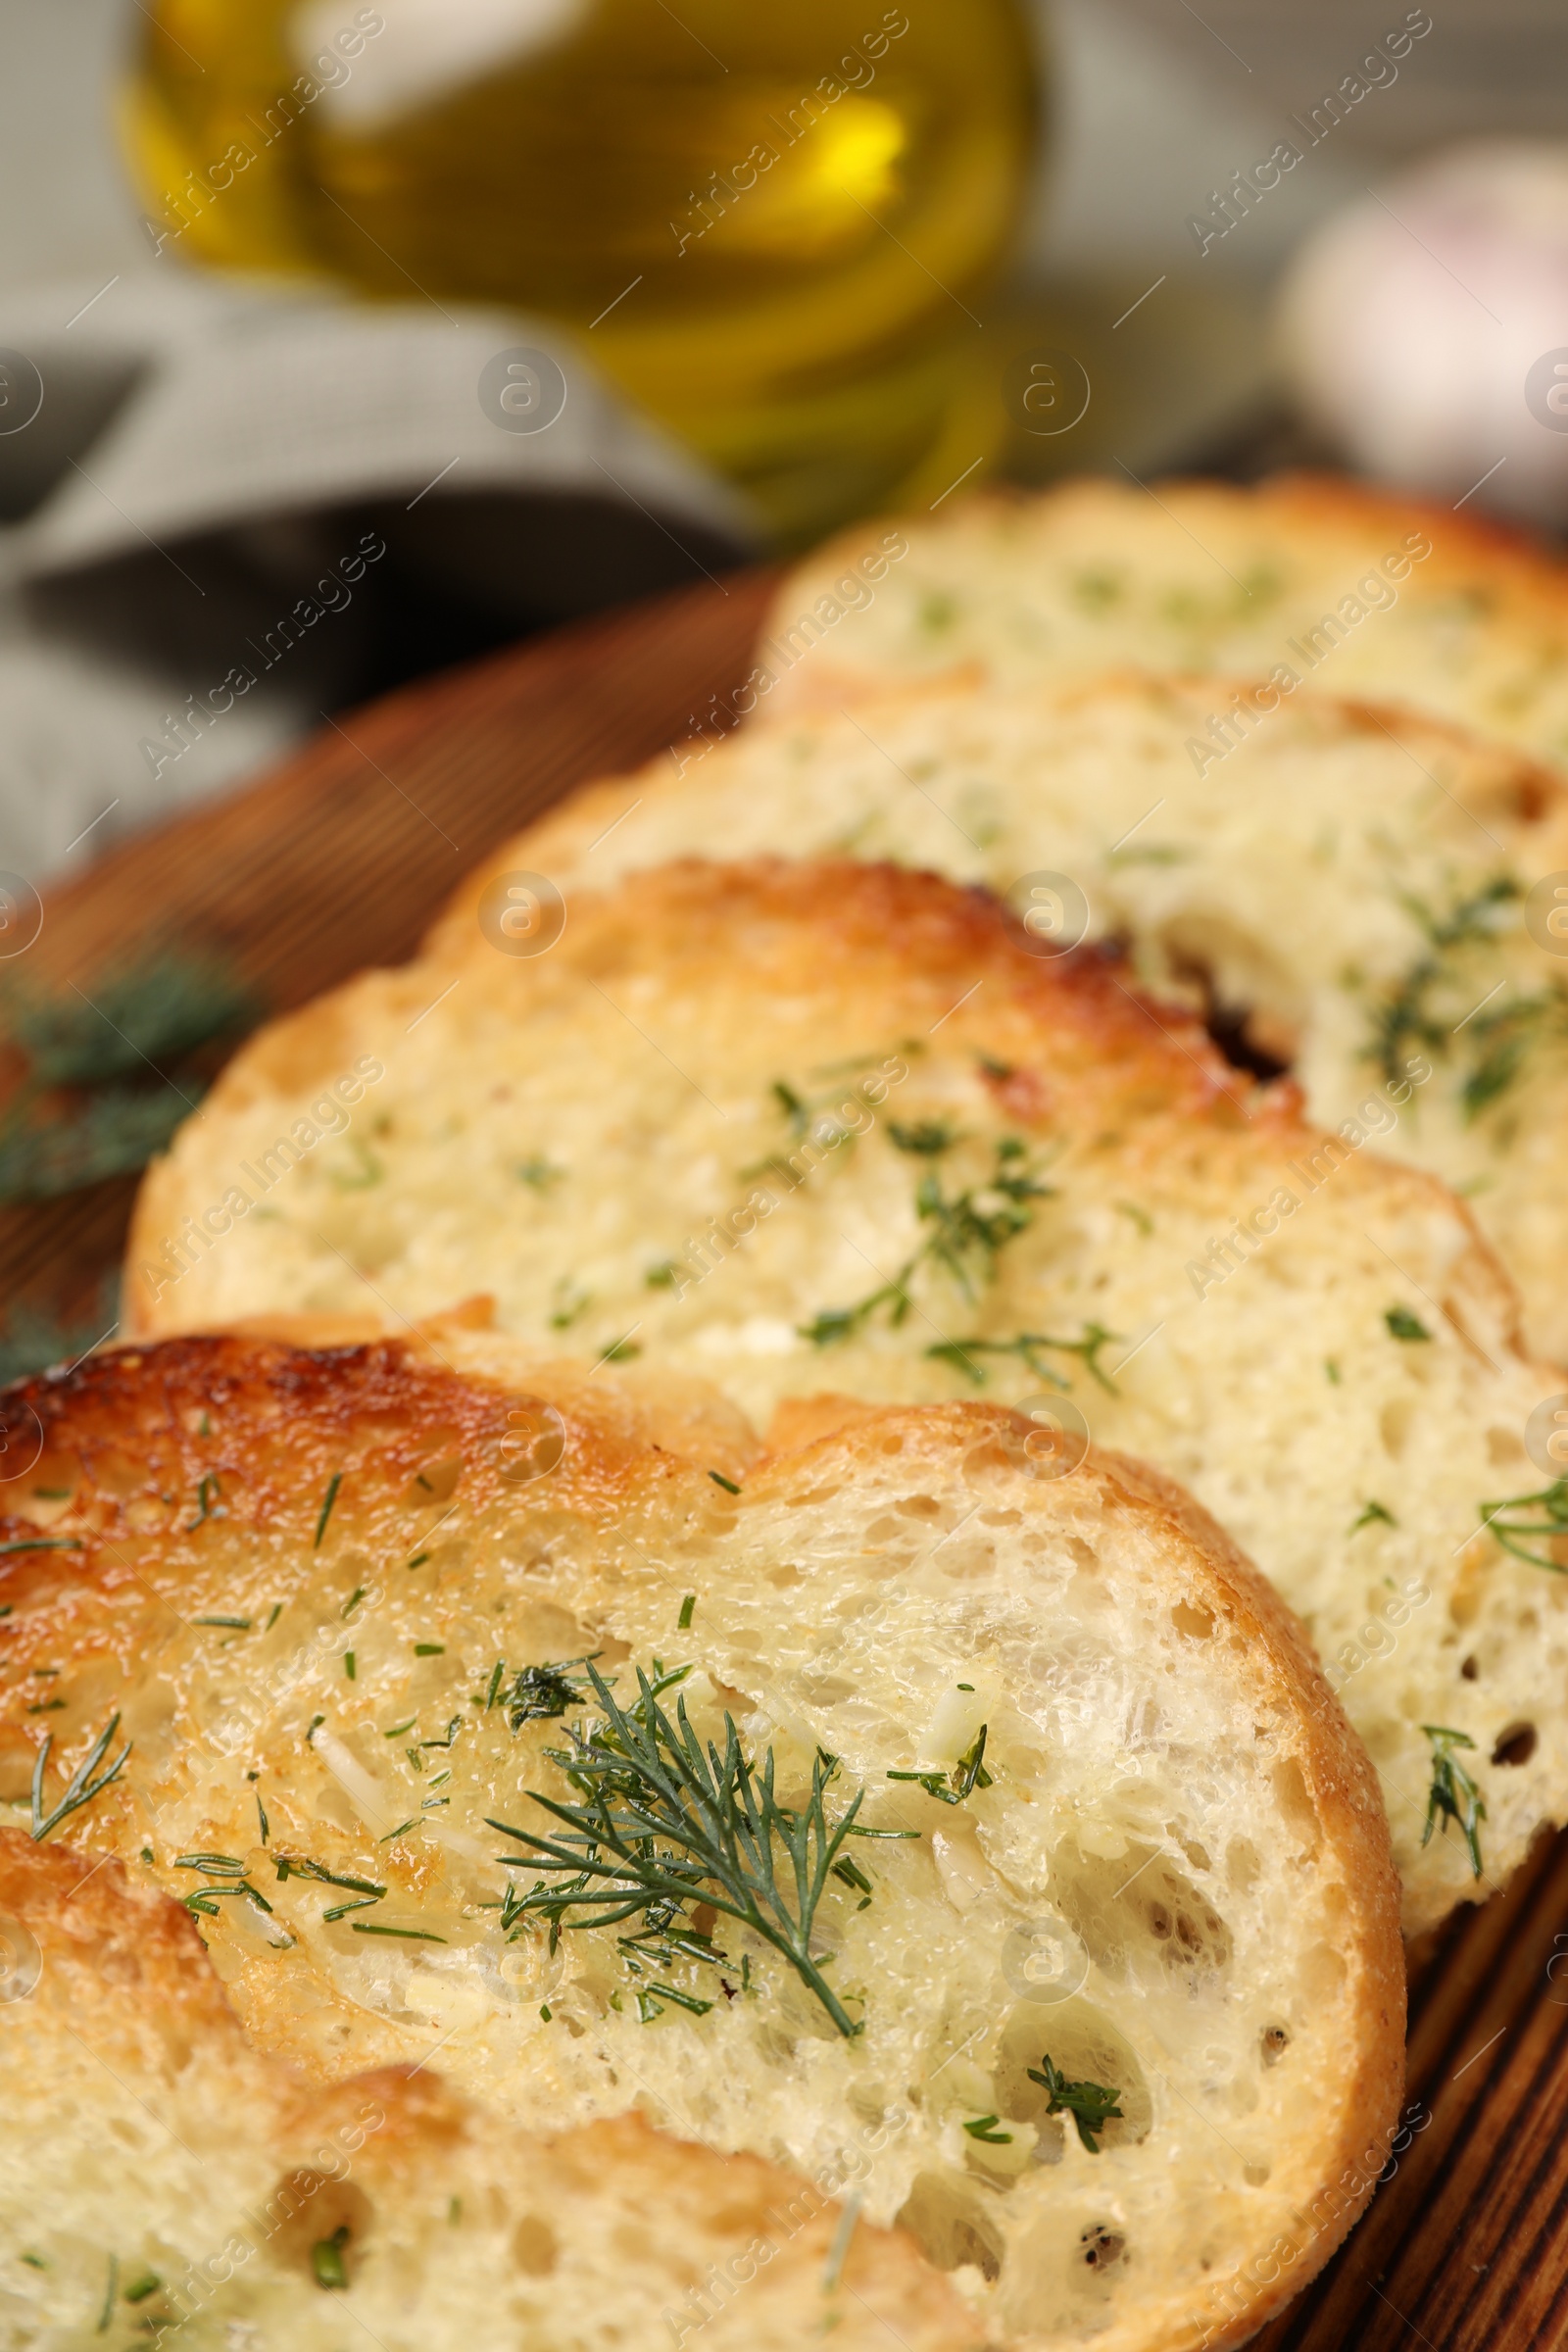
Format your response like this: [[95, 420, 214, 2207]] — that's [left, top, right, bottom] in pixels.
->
[[0, 270, 752, 885]]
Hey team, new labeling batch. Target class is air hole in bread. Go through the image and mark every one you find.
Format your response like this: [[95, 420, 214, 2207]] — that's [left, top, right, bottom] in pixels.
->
[[1493, 1721, 1538, 1766], [1171, 1600, 1214, 1640], [1047, 1842, 1234, 1982], [1201, 1001, 1291, 1083], [993, 1999, 1151, 2147], [894, 1494, 944, 1518], [1269, 1756, 1321, 1857], [1486, 1424, 1529, 1469], [1461, 1653, 1480, 1680], [266, 2172, 373, 2284], [1080, 2223, 1126, 2271], [894, 2171, 1005, 2280], [1261, 2025, 1291, 2066], [512, 2214, 559, 2275], [1156, 933, 1295, 1080]]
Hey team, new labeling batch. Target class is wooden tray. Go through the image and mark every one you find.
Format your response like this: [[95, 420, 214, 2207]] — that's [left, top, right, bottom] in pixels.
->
[[7, 568, 1568, 2352]]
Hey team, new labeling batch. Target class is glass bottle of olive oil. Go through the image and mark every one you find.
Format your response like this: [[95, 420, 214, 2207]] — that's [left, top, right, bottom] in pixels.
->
[[121, 0, 1042, 541]]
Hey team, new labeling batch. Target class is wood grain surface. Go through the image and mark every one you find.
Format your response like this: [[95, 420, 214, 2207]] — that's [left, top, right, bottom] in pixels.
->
[[5, 563, 1568, 2352]]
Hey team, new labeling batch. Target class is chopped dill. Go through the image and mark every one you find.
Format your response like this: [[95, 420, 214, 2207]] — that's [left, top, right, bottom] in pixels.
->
[[1422, 1725, 1486, 1877], [1477, 1477, 1568, 1573], [0, 1538, 80, 1556], [678, 1594, 696, 1630], [887, 1120, 959, 1155], [638, 1982, 714, 2022], [97, 2252, 118, 2333], [193, 1614, 250, 1630], [311, 2227, 351, 2289], [928, 1322, 1120, 1396], [708, 1470, 741, 1494], [963, 2115, 1013, 2144], [29, 1711, 131, 1841], [888, 1725, 993, 1806], [185, 1474, 221, 1532], [314, 1472, 343, 1548], [801, 1137, 1053, 1346], [351, 1921, 446, 1941], [504, 1657, 597, 1731], [414, 1642, 445, 1657], [1385, 1306, 1432, 1343], [1027, 2054, 1124, 2152], [1349, 1500, 1396, 1534]]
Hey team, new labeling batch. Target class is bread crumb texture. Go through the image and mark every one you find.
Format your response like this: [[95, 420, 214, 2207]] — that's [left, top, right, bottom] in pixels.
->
[[0, 1338, 1401, 2350], [759, 471, 1568, 770], [0, 1834, 978, 2352], [127, 861, 1568, 1932], [451, 674, 1568, 1363]]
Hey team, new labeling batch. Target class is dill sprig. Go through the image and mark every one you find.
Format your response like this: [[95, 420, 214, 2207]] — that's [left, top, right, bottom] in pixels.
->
[[1478, 1477, 1568, 1572], [927, 1323, 1120, 1395], [0, 1089, 199, 1206], [1361, 875, 1568, 1119], [1027, 2053, 1124, 2152], [488, 1662, 870, 2037], [800, 1137, 1053, 1347], [29, 1711, 132, 1841], [0, 954, 257, 1208], [1421, 1725, 1486, 1877], [9, 955, 255, 1087]]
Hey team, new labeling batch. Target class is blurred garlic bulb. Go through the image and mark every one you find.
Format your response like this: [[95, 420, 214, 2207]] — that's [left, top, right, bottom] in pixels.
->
[[1275, 142, 1568, 524]]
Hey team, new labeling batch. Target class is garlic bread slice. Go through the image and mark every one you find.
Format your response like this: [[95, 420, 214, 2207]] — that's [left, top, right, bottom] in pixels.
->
[[758, 471, 1568, 769], [0, 1335, 1401, 2352]]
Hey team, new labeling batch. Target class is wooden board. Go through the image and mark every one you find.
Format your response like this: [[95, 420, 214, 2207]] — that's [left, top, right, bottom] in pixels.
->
[[6, 564, 1568, 2351]]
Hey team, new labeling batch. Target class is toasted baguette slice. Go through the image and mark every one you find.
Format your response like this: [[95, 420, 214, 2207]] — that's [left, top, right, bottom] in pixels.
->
[[424, 675, 1568, 1362], [758, 473, 1568, 768], [0, 1333, 1402, 2351], [0, 1833, 975, 2352], [124, 860, 1568, 1932]]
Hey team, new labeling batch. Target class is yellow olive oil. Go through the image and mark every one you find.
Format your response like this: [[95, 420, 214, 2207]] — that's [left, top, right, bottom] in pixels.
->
[[121, 0, 1042, 539]]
